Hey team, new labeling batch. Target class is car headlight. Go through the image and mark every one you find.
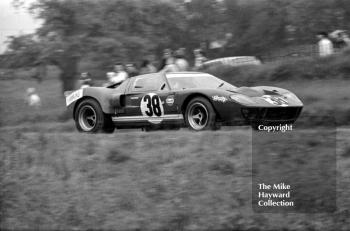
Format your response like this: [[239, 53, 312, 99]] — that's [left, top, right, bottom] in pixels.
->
[[230, 94, 255, 105]]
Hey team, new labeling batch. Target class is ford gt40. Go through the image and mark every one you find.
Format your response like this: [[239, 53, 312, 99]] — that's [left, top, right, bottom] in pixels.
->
[[65, 72, 303, 133]]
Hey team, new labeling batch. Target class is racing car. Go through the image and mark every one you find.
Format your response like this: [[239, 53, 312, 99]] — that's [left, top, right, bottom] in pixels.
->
[[65, 72, 303, 133]]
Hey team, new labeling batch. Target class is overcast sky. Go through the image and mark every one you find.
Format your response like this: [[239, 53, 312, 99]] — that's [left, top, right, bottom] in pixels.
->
[[0, 0, 41, 53]]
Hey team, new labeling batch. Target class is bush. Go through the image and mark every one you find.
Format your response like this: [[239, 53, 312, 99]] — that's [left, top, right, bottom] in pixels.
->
[[204, 52, 350, 85]]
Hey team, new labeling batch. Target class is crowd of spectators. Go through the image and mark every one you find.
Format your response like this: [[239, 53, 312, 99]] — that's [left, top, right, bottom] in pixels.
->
[[79, 47, 208, 88], [317, 30, 350, 57], [24, 30, 350, 106], [78, 30, 350, 88]]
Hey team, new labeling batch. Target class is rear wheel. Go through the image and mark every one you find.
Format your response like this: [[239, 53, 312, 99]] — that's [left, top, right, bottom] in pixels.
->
[[75, 98, 115, 133], [185, 97, 216, 131]]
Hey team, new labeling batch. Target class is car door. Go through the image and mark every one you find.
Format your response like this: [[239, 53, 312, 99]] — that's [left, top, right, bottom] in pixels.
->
[[122, 73, 179, 124]]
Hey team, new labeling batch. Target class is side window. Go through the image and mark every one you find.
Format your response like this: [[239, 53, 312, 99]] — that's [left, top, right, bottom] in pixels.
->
[[132, 75, 166, 92]]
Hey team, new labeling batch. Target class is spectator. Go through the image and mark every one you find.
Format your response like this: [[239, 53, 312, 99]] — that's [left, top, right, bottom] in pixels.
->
[[125, 63, 139, 77], [317, 32, 334, 57], [105, 72, 116, 86], [340, 32, 350, 48], [158, 48, 173, 71], [139, 60, 157, 74], [175, 48, 189, 71], [25, 87, 41, 108], [110, 63, 128, 84], [329, 30, 349, 50], [193, 49, 208, 70], [160, 56, 179, 73], [79, 72, 92, 89]]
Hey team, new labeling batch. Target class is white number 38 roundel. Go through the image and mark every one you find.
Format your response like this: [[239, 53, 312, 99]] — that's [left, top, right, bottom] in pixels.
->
[[140, 93, 165, 124]]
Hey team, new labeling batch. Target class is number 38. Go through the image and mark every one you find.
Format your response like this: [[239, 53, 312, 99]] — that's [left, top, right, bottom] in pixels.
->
[[143, 95, 162, 117]]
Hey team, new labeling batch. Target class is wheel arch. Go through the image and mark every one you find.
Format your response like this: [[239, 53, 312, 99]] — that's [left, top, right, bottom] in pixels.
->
[[181, 93, 222, 121], [73, 96, 103, 119]]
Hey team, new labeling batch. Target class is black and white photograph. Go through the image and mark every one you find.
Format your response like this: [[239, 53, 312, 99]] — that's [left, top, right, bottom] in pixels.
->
[[0, 0, 349, 230]]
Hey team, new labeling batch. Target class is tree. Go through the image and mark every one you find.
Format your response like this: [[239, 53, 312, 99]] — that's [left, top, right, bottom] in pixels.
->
[[7, 0, 350, 90], [9, 0, 188, 92]]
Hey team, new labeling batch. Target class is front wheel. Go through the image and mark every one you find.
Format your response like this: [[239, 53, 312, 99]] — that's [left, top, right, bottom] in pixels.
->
[[74, 98, 115, 133], [185, 97, 216, 131]]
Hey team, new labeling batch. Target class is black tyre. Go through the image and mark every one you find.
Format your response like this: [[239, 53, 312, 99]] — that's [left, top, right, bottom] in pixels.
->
[[185, 97, 216, 131], [74, 98, 115, 133]]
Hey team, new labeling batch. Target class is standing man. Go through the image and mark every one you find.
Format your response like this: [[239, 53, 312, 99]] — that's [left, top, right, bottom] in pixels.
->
[[317, 32, 334, 57], [110, 63, 128, 84], [175, 48, 189, 71], [160, 56, 179, 73], [139, 60, 157, 74], [79, 72, 92, 89], [158, 48, 173, 71], [340, 32, 350, 48], [193, 49, 208, 70], [125, 63, 139, 77]]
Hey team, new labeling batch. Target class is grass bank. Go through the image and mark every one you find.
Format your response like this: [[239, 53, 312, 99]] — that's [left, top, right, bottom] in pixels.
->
[[1, 128, 350, 230], [204, 50, 350, 85]]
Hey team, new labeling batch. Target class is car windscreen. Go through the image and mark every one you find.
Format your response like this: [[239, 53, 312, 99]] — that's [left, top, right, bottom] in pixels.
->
[[166, 73, 236, 90], [106, 78, 129, 91]]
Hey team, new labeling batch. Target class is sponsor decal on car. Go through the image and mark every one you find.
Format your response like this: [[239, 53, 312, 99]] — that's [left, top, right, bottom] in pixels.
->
[[66, 89, 83, 106], [166, 95, 175, 106], [212, 95, 228, 103], [140, 93, 165, 124], [262, 95, 288, 107]]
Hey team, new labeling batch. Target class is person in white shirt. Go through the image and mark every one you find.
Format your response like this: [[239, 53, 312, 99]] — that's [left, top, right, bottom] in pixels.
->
[[317, 32, 334, 57], [158, 48, 173, 71], [193, 49, 208, 70], [110, 63, 128, 84], [79, 72, 92, 89], [160, 57, 180, 73], [25, 88, 41, 108], [175, 48, 189, 71]]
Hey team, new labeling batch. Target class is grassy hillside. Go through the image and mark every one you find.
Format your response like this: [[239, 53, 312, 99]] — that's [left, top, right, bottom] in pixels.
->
[[0, 79, 64, 127], [1, 54, 350, 230], [1, 128, 350, 230], [204, 50, 350, 85]]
